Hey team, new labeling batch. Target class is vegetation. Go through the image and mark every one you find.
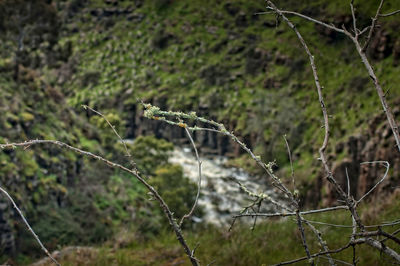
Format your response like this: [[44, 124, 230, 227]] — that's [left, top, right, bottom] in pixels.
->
[[0, 0, 399, 265]]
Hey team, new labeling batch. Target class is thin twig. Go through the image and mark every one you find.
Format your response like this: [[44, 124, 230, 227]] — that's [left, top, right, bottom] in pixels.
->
[[356, 230, 400, 245], [233, 205, 348, 218], [354, 35, 400, 152], [0, 186, 60, 266], [266, 9, 345, 34], [359, 26, 371, 36], [345, 167, 351, 197], [357, 161, 389, 204], [362, 237, 400, 261], [82, 105, 136, 169], [379, 10, 400, 17], [179, 127, 202, 227], [274, 237, 400, 265], [229, 198, 262, 231], [295, 211, 313, 265], [272, 242, 353, 266], [382, 228, 400, 243], [321, 256, 352, 266], [236, 180, 292, 212], [283, 135, 296, 193], [350, 0, 358, 37], [351, 216, 358, 265], [251, 199, 262, 231], [303, 219, 335, 265], [266, 0, 351, 210], [142, 103, 296, 203], [266, 1, 400, 153], [305, 219, 400, 229], [362, 0, 385, 51], [0, 140, 199, 266]]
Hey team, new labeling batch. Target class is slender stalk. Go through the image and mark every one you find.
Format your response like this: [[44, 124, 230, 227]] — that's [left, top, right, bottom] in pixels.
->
[[0, 140, 199, 266], [179, 127, 202, 227], [0, 186, 60, 266]]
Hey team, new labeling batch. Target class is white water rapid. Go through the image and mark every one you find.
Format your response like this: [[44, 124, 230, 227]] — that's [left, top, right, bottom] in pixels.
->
[[169, 147, 285, 226]]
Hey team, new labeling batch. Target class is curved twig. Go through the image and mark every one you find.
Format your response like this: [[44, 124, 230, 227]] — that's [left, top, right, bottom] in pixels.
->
[[357, 161, 389, 204], [0, 140, 199, 266], [0, 186, 60, 266], [179, 127, 203, 227]]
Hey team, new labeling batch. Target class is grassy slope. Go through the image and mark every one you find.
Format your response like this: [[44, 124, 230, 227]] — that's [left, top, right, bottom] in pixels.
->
[[38, 192, 400, 265], [53, 0, 400, 264], [63, 0, 400, 185], [0, 0, 399, 264]]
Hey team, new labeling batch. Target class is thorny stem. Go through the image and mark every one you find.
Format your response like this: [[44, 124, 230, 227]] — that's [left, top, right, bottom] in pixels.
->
[[82, 105, 137, 169], [0, 140, 199, 266], [0, 187, 60, 266], [267, 1, 400, 263], [295, 211, 313, 265], [268, 0, 371, 231], [273, 237, 400, 265], [142, 103, 296, 204], [350, 34, 400, 153], [283, 135, 317, 265], [266, 1, 400, 153], [363, 0, 385, 52], [233, 205, 348, 218], [303, 219, 335, 266]]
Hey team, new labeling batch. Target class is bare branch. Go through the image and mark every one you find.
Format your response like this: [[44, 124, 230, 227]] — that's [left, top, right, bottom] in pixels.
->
[[266, 0, 349, 205], [265, 2, 400, 153], [351, 14, 400, 153], [304, 218, 400, 228], [357, 230, 400, 245], [283, 135, 296, 193], [0, 140, 199, 266], [359, 26, 371, 36], [82, 105, 136, 169], [295, 211, 313, 265], [357, 161, 389, 204], [272, 242, 352, 266], [236, 180, 292, 212], [142, 103, 296, 203], [229, 198, 262, 231], [379, 10, 400, 17], [321, 256, 352, 266], [274, 237, 400, 265], [350, 0, 358, 37], [265, 9, 345, 34], [382, 228, 400, 243], [179, 127, 202, 227], [345, 167, 350, 197], [233, 205, 348, 218], [363, 237, 400, 261], [303, 219, 335, 265], [363, 0, 385, 51], [0, 186, 60, 266], [351, 216, 358, 265]]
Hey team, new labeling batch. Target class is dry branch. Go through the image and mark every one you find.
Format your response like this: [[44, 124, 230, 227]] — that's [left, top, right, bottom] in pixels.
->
[[0, 186, 60, 266], [266, 0, 400, 153], [179, 127, 202, 227], [0, 140, 199, 266]]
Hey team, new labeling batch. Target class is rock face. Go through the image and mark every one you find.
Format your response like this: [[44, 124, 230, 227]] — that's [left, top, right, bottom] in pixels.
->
[[320, 109, 400, 206]]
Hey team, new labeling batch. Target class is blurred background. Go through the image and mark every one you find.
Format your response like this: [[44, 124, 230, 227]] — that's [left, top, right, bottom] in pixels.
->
[[0, 0, 399, 264]]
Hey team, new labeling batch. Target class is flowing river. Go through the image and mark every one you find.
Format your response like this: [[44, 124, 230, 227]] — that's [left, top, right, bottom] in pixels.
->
[[169, 147, 286, 226]]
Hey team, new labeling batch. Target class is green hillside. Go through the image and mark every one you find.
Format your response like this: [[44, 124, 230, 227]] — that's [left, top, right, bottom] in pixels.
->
[[0, 0, 399, 264]]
